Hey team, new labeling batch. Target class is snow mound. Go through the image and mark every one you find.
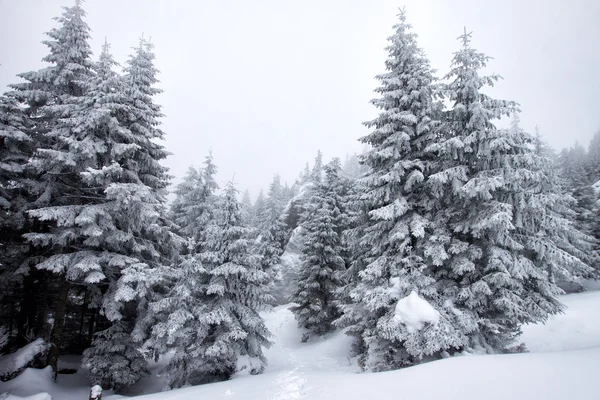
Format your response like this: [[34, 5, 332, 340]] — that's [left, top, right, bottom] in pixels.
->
[[394, 291, 440, 333], [1, 393, 52, 400], [234, 356, 262, 376], [0, 339, 49, 378], [90, 385, 102, 399], [0, 366, 91, 400], [521, 289, 600, 352]]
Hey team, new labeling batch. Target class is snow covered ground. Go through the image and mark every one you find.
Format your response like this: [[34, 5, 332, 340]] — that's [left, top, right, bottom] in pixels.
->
[[2, 287, 600, 400]]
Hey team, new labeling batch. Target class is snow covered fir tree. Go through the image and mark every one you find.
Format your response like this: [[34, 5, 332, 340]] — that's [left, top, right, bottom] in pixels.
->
[[1, 0, 179, 389], [142, 181, 272, 388], [335, 9, 473, 370], [0, 1, 599, 398], [424, 29, 596, 354], [290, 158, 351, 340], [169, 153, 219, 253]]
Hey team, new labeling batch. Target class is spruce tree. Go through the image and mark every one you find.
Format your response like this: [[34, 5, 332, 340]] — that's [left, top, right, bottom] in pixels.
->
[[290, 159, 348, 339], [256, 174, 289, 275], [311, 150, 323, 184], [20, 35, 177, 387], [336, 9, 471, 371], [8, 0, 95, 378], [425, 30, 595, 354], [170, 153, 218, 251], [170, 165, 203, 238], [104, 38, 182, 375], [142, 252, 206, 388], [195, 153, 219, 250], [147, 182, 272, 388]]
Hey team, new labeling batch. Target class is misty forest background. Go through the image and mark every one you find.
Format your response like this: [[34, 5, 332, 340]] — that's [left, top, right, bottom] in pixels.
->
[[1, 0, 599, 393]]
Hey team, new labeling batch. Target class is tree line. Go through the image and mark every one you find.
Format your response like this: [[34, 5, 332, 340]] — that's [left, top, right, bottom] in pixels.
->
[[0, 1, 599, 393]]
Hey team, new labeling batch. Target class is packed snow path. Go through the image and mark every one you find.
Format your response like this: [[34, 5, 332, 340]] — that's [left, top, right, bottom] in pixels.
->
[[263, 305, 353, 400], [2, 289, 600, 400]]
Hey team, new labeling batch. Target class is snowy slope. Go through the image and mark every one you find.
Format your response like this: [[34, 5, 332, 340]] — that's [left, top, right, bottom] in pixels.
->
[[2, 289, 600, 400]]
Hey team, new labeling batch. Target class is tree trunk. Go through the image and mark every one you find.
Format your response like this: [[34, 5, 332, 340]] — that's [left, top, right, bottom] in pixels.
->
[[78, 291, 89, 344], [17, 269, 37, 346], [47, 274, 69, 381], [87, 308, 97, 347]]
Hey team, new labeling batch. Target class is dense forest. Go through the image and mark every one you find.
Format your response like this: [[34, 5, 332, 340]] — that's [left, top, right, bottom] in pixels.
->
[[0, 0, 599, 393]]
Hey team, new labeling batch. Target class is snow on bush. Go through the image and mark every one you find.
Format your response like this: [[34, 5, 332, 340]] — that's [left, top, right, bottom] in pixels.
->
[[393, 291, 440, 333], [90, 384, 102, 399], [235, 355, 264, 376]]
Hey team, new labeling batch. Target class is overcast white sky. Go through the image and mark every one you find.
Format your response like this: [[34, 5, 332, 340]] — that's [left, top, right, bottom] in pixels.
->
[[1, 0, 599, 199]]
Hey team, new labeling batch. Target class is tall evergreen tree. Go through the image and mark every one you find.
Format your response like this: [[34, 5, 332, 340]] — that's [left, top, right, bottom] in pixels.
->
[[78, 39, 179, 389], [336, 10, 470, 371], [7, 0, 95, 378], [195, 153, 219, 247], [425, 30, 595, 356]]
